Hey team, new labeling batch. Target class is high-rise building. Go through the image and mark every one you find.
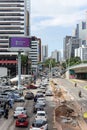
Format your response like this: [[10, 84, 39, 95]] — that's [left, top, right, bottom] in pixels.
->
[[0, 0, 30, 76], [63, 36, 72, 60], [63, 36, 80, 60], [76, 21, 87, 46], [41, 45, 48, 62], [75, 46, 87, 61], [51, 50, 61, 62], [0, 0, 29, 49], [29, 36, 41, 73], [67, 37, 80, 58]]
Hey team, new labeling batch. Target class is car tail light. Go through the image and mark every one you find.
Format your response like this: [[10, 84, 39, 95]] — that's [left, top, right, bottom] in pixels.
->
[[40, 127, 44, 130], [30, 126, 32, 128]]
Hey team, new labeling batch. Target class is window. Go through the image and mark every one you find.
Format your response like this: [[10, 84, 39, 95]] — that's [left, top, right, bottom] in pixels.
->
[[82, 40, 86, 45], [82, 22, 86, 29]]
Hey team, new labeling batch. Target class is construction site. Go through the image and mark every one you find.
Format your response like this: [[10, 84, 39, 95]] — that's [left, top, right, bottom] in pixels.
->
[[51, 80, 87, 130]]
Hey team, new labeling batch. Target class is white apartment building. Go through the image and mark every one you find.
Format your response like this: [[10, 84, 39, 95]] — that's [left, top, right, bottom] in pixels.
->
[[29, 40, 39, 73], [75, 46, 87, 61], [51, 50, 61, 62]]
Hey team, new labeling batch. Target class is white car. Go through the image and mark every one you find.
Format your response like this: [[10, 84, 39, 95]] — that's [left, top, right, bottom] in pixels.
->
[[36, 100, 46, 107], [35, 111, 47, 121], [30, 119, 48, 130], [45, 90, 53, 96], [12, 85, 26, 90], [37, 97, 46, 104], [13, 107, 27, 118]]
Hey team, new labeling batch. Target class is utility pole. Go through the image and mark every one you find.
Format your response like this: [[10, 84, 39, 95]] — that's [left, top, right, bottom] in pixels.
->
[[18, 51, 21, 90]]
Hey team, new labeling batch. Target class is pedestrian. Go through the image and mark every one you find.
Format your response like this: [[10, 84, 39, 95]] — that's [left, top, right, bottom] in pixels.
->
[[4, 107, 9, 119], [79, 90, 82, 97], [75, 82, 77, 87], [9, 100, 13, 108], [3, 102, 6, 110]]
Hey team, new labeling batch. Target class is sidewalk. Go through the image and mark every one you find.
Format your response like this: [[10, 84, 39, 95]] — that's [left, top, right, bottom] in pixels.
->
[[69, 79, 87, 130], [69, 79, 87, 88]]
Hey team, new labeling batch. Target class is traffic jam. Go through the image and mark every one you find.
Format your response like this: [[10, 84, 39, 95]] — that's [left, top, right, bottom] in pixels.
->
[[0, 77, 54, 130]]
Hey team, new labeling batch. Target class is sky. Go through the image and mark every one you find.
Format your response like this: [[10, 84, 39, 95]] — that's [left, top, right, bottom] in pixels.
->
[[31, 0, 87, 57]]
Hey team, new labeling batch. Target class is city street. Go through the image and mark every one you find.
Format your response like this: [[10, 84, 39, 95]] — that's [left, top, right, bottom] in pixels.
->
[[0, 82, 55, 130], [0, 77, 87, 130]]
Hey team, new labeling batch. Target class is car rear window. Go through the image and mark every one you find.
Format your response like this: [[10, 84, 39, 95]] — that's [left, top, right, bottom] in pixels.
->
[[37, 113, 45, 116], [18, 118, 26, 122]]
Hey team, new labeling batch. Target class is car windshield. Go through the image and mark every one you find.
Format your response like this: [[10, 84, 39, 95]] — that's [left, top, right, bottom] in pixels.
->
[[18, 117, 26, 122]]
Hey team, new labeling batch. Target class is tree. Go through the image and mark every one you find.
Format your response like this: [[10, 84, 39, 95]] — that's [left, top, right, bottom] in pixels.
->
[[61, 62, 66, 69], [66, 56, 81, 67], [44, 58, 56, 68], [21, 55, 28, 74]]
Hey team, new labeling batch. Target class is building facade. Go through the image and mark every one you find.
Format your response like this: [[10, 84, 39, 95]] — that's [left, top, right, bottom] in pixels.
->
[[41, 45, 48, 62], [75, 46, 87, 61], [0, 0, 30, 77], [63, 36, 72, 60], [29, 36, 41, 74], [51, 50, 61, 62], [0, 0, 28, 48]]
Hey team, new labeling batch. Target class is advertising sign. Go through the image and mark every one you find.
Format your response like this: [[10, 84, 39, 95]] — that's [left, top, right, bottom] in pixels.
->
[[9, 37, 31, 51]]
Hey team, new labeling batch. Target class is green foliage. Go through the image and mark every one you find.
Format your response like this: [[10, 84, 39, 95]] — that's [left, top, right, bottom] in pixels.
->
[[66, 56, 81, 67], [21, 55, 28, 66], [61, 62, 66, 69], [44, 58, 56, 68], [83, 61, 87, 63]]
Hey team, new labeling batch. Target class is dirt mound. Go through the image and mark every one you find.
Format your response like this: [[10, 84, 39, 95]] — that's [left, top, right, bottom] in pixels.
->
[[55, 104, 74, 117]]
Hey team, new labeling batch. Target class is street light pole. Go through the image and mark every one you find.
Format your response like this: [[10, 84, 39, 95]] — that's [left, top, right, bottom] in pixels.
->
[[18, 51, 21, 90], [49, 59, 52, 78]]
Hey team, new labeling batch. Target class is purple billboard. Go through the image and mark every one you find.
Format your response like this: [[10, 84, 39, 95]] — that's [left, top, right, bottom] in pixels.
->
[[9, 37, 31, 48]]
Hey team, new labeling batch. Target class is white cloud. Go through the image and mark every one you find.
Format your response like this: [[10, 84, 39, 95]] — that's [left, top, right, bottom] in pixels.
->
[[31, 0, 87, 16], [31, 0, 87, 31]]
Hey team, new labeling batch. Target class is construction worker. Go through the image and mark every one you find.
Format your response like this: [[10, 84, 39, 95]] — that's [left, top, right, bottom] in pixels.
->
[[79, 90, 82, 97], [75, 82, 77, 87]]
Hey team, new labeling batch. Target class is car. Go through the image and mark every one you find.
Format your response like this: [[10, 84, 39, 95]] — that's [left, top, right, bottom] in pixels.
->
[[30, 119, 48, 130], [4, 90, 20, 97], [34, 93, 44, 102], [45, 90, 53, 96], [33, 103, 44, 113], [15, 114, 29, 127], [25, 91, 34, 100], [14, 90, 23, 96], [40, 85, 46, 89], [14, 96, 25, 102], [0, 107, 4, 117], [13, 107, 27, 118], [37, 97, 46, 103], [37, 90, 46, 94], [25, 84, 37, 89], [36, 100, 46, 107], [35, 111, 47, 121], [36, 91, 43, 94], [12, 85, 26, 90]]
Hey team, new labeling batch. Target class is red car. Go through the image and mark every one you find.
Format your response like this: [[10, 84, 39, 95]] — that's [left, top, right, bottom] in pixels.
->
[[26, 84, 37, 89], [15, 114, 29, 127]]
